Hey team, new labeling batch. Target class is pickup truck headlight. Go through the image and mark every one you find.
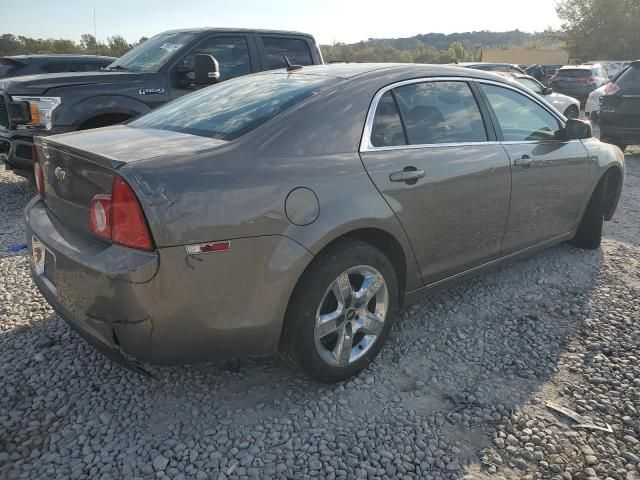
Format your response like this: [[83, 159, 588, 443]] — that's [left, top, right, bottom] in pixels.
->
[[11, 96, 61, 130]]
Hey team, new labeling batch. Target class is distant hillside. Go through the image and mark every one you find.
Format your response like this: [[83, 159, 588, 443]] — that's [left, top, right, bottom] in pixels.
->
[[320, 30, 546, 64]]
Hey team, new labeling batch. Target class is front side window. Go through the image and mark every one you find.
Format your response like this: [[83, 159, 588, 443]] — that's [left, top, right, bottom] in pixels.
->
[[393, 81, 487, 145], [130, 74, 337, 141], [515, 77, 543, 94], [107, 31, 197, 73], [262, 37, 313, 69], [480, 84, 561, 141], [370, 91, 406, 147], [180, 36, 251, 81]]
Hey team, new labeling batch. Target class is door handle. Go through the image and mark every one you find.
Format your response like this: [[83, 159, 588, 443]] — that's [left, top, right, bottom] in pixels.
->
[[514, 155, 533, 168], [390, 168, 425, 183]]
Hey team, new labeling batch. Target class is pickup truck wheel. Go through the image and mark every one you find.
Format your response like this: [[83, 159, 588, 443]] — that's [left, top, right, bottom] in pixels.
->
[[564, 105, 579, 119], [570, 178, 606, 250], [284, 239, 398, 383]]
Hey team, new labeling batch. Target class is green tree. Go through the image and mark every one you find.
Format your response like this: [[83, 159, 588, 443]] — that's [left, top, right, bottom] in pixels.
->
[[556, 0, 640, 59], [106, 35, 131, 56]]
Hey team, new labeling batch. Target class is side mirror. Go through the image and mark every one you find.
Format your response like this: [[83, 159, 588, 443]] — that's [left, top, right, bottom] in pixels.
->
[[542, 86, 553, 95], [194, 54, 220, 85], [564, 118, 592, 140]]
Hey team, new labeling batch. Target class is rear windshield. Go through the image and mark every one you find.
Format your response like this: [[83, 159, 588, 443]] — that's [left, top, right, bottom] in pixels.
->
[[615, 65, 640, 88], [557, 69, 591, 78], [0, 59, 21, 77], [130, 74, 337, 140]]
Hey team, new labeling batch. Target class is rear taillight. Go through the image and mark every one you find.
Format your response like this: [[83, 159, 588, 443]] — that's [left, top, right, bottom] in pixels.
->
[[89, 176, 154, 251], [32, 145, 45, 200], [604, 82, 620, 95]]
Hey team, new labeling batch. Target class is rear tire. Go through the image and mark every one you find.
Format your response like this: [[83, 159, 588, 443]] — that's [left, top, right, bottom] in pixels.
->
[[284, 239, 398, 383], [564, 105, 579, 119], [569, 179, 606, 250]]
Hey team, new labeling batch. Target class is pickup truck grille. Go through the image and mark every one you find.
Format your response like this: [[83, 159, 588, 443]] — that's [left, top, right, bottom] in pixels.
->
[[0, 96, 9, 129]]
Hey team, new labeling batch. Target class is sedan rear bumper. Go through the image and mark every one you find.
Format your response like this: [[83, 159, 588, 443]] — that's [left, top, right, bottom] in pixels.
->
[[25, 198, 313, 367]]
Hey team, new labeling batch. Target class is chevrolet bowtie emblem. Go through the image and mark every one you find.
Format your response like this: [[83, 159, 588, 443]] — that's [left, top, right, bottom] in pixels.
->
[[54, 167, 66, 182]]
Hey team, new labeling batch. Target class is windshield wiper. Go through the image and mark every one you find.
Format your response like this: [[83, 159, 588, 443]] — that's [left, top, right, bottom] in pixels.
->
[[105, 65, 128, 71]]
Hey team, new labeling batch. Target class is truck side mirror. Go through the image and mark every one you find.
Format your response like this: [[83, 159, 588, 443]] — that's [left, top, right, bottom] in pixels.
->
[[194, 54, 220, 85]]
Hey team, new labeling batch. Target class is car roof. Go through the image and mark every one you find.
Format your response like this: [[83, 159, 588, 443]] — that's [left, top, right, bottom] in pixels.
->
[[158, 27, 316, 38], [496, 72, 533, 80], [259, 62, 516, 82], [457, 62, 517, 67], [560, 64, 598, 69]]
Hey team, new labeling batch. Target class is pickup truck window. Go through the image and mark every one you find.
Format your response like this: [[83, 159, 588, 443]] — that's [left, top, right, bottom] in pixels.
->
[[262, 37, 313, 69], [107, 31, 198, 73], [129, 74, 336, 141], [180, 37, 252, 81]]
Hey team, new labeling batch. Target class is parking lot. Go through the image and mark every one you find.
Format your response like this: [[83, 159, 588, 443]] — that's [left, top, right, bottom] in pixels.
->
[[0, 137, 637, 479]]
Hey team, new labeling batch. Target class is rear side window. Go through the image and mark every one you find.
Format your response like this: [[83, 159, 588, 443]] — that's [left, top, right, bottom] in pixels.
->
[[262, 37, 313, 69], [480, 84, 560, 141], [371, 91, 406, 147], [393, 81, 487, 145], [616, 65, 640, 88], [129, 74, 336, 140]]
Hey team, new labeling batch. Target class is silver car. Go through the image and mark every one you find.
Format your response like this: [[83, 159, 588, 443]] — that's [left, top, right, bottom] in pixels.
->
[[498, 72, 581, 119], [26, 64, 624, 382]]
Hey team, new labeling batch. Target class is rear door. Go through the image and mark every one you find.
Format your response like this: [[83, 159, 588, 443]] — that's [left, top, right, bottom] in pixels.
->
[[255, 34, 320, 71], [167, 33, 259, 100], [359, 79, 511, 284], [478, 82, 590, 254]]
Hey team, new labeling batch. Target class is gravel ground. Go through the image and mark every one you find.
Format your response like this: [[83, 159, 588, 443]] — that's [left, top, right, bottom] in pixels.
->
[[0, 145, 639, 480]]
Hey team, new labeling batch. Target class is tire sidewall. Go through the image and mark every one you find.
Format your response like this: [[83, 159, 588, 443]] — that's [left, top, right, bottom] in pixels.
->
[[287, 240, 398, 383]]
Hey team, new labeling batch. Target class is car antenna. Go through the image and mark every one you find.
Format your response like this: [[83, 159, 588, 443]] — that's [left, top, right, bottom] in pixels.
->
[[283, 55, 303, 71]]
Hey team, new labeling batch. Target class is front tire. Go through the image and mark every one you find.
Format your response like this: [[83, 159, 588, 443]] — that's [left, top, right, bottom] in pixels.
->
[[564, 105, 579, 119], [284, 239, 398, 383], [570, 179, 606, 249]]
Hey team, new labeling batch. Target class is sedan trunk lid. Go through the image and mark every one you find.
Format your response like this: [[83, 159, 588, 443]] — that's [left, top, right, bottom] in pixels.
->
[[35, 126, 225, 239]]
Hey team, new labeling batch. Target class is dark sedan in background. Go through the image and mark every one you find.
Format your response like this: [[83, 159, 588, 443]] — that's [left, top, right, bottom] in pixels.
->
[[26, 64, 624, 382], [0, 54, 115, 78], [600, 60, 640, 151]]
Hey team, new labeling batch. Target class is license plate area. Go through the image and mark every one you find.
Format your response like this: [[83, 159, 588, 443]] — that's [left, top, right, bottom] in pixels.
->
[[32, 235, 57, 295]]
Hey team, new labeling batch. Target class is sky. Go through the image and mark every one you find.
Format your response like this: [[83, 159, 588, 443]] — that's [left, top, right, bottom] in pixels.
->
[[1, 0, 562, 45]]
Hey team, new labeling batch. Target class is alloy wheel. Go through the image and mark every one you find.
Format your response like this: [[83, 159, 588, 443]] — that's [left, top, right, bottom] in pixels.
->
[[314, 265, 389, 367]]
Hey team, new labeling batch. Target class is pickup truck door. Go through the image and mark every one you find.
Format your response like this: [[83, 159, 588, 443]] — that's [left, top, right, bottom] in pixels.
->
[[359, 80, 511, 285], [167, 33, 260, 100], [477, 82, 590, 254]]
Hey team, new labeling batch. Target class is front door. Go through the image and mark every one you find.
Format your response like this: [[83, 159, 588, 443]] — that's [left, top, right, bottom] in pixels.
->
[[360, 80, 511, 285], [478, 83, 591, 254], [167, 34, 257, 100]]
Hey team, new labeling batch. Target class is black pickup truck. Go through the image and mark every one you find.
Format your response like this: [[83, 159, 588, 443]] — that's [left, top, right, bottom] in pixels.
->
[[0, 28, 323, 175]]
